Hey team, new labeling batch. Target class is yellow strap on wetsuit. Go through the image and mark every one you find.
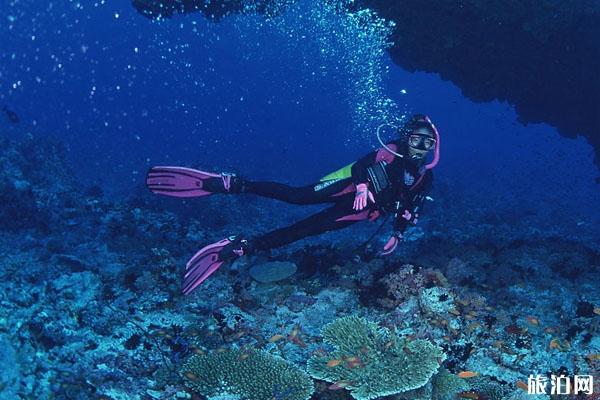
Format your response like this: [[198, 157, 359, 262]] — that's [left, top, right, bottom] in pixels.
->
[[320, 162, 355, 182]]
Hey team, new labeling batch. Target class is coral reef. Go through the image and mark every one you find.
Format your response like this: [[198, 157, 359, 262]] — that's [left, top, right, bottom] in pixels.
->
[[0, 133, 598, 399], [307, 316, 445, 400], [181, 349, 314, 400], [0, 134, 81, 231], [430, 368, 469, 400]]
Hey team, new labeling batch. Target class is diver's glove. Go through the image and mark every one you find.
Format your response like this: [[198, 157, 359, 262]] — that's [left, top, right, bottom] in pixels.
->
[[402, 210, 419, 225], [381, 233, 402, 256], [353, 183, 375, 211]]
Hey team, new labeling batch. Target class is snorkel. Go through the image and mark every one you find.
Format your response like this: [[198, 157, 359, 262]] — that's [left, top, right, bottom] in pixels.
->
[[422, 115, 440, 170], [376, 115, 440, 170]]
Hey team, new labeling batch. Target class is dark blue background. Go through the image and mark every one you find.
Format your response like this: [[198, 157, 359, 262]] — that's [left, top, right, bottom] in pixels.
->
[[1, 0, 598, 237]]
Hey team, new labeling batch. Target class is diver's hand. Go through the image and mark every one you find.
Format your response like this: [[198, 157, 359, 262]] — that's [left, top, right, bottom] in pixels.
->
[[402, 210, 419, 225], [381, 234, 401, 256], [353, 183, 375, 211]]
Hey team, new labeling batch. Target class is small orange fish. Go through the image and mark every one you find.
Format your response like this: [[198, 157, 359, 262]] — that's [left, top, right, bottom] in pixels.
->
[[345, 356, 364, 368], [269, 334, 285, 343], [548, 338, 562, 350], [586, 353, 600, 362], [448, 308, 461, 316], [458, 391, 479, 399], [457, 371, 479, 378], [329, 380, 353, 390], [239, 353, 250, 360], [289, 335, 307, 348], [504, 324, 522, 335], [309, 348, 327, 357], [594, 307, 600, 315], [327, 359, 343, 368], [467, 322, 481, 331], [289, 325, 301, 338], [526, 316, 539, 326], [184, 372, 199, 381], [190, 346, 205, 355], [516, 380, 528, 391]]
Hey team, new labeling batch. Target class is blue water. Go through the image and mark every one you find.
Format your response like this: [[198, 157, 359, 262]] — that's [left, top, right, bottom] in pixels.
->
[[1, 1, 599, 399], [2, 1, 597, 229]]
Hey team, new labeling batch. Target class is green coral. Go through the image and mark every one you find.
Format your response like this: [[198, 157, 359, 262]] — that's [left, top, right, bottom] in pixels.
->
[[181, 348, 314, 400], [431, 368, 470, 400], [395, 381, 432, 400], [307, 316, 445, 400], [398, 368, 469, 400]]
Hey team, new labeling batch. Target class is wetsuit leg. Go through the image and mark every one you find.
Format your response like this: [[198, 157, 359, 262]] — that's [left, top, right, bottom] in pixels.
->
[[244, 178, 355, 205], [249, 198, 373, 252]]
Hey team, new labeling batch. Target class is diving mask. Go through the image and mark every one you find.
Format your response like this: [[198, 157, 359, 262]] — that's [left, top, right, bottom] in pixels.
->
[[408, 134, 436, 151]]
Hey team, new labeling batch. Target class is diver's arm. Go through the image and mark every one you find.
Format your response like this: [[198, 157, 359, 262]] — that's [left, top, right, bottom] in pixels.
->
[[392, 171, 433, 235], [350, 151, 377, 186], [383, 171, 433, 255], [351, 142, 400, 186], [350, 148, 379, 211]]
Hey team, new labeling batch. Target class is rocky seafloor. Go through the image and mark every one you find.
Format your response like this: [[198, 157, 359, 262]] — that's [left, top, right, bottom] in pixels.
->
[[0, 134, 599, 400]]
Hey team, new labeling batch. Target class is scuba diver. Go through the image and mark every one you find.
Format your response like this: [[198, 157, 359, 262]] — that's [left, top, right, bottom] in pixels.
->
[[146, 114, 440, 294]]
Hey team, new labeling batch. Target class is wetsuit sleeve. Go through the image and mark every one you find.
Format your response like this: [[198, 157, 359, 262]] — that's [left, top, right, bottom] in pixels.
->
[[351, 151, 377, 185], [393, 171, 433, 235], [351, 142, 399, 186]]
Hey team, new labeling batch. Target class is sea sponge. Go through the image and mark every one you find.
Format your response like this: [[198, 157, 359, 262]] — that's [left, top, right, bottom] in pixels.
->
[[181, 349, 314, 400], [307, 316, 445, 400]]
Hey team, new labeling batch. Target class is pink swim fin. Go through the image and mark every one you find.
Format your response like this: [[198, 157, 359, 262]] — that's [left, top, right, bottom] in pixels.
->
[[182, 236, 248, 295], [145, 166, 233, 198]]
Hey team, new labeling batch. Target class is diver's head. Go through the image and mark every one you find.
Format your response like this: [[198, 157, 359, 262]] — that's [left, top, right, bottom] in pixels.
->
[[407, 126, 436, 162], [400, 114, 440, 169]]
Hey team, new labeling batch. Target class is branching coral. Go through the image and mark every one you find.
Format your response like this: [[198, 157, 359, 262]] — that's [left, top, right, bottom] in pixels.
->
[[307, 316, 445, 400], [181, 348, 314, 400]]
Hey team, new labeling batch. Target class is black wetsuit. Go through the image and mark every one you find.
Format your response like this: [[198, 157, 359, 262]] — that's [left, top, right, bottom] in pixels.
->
[[243, 141, 433, 252]]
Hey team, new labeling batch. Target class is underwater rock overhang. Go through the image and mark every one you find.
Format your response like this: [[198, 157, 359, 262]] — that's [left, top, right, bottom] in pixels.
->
[[131, 0, 600, 170]]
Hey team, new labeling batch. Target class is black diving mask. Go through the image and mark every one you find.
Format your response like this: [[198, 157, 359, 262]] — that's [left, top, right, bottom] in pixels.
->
[[408, 134, 436, 151]]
